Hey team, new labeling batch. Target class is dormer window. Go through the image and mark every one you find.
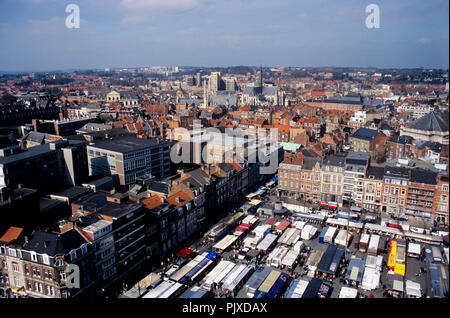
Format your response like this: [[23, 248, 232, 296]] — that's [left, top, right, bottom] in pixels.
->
[[42, 254, 50, 265]]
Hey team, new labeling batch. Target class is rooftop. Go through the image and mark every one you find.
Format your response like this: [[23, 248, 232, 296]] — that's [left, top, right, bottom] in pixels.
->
[[0, 226, 23, 244], [405, 109, 449, 132], [88, 135, 170, 153], [50, 186, 91, 200], [100, 200, 142, 220], [351, 127, 379, 141]]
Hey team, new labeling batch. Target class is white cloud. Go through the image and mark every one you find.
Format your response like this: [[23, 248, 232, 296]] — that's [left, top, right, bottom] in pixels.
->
[[27, 16, 65, 35], [120, 0, 201, 10], [180, 27, 200, 35], [415, 37, 432, 45], [119, 0, 203, 23], [265, 25, 288, 31]]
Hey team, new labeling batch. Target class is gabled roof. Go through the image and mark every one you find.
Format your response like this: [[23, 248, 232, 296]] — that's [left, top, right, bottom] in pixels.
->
[[406, 109, 449, 132], [217, 162, 235, 174], [186, 168, 211, 186], [322, 154, 345, 167], [22, 229, 87, 256], [351, 127, 378, 141], [166, 191, 191, 207], [302, 156, 321, 170], [410, 169, 437, 185], [148, 182, 169, 195], [142, 195, 164, 210], [366, 166, 385, 179]]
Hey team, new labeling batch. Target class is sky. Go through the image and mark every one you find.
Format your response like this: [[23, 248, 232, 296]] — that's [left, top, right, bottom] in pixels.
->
[[0, 0, 448, 72]]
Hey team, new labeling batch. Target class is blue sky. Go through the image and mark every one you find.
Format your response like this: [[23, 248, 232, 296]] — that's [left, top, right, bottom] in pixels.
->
[[0, 0, 448, 72]]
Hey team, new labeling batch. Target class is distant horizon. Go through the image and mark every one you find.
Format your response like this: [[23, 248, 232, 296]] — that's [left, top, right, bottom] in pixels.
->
[[1, 64, 449, 75]]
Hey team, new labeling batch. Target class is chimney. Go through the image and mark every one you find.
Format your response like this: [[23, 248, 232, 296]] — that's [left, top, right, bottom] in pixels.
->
[[24, 236, 29, 243]]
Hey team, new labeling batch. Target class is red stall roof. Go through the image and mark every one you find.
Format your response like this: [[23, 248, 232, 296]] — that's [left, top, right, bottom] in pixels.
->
[[266, 218, 278, 226], [235, 226, 248, 233], [275, 221, 291, 232], [176, 248, 193, 258]]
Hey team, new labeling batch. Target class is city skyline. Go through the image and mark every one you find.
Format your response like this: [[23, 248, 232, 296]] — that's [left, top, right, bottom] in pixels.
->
[[0, 0, 448, 72]]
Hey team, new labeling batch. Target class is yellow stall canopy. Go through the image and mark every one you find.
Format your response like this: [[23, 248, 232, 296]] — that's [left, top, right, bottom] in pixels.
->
[[249, 199, 262, 206]]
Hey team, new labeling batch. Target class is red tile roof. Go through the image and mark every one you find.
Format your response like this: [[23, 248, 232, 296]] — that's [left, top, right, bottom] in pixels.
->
[[142, 195, 164, 210], [166, 191, 191, 207], [0, 226, 23, 244]]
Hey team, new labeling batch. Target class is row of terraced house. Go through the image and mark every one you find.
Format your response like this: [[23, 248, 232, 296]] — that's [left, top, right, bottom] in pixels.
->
[[278, 150, 449, 227]]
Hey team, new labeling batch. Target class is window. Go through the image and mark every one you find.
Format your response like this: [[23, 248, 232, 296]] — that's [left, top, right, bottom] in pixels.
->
[[32, 267, 41, 277], [443, 184, 449, 192], [54, 258, 64, 267], [14, 276, 21, 288], [12, 262, 19, 272], [81, 244, 88, 256], [8, 249, 16, 257], [31, 252, 37, 262], [44, 270, 53, 280], [70, 250, 77, 262], [42, 254, 50, 265]]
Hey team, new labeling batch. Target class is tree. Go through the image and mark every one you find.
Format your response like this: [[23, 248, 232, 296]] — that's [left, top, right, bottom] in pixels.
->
[[0, 93, 17, 106]]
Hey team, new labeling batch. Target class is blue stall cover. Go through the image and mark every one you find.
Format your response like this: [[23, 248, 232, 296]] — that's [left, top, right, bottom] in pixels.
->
[[318, 227, 329, 244], [317, 244, 345, 275], [206, 252, 218, 260]]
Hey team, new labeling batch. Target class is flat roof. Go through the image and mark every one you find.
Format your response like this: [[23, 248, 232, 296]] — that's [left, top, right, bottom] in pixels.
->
[[100, 200, 142, 219], [82, 219, 112, 233], [88, 135, 170, 153], [50, 186, 91, 200]]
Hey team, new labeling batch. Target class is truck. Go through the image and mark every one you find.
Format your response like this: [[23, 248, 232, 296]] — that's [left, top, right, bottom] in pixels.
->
[[359, 233, 370, 253], [281, 249, 300, 269], [377, 236, 387, 254], [208, 223, 229, 242], [334, 229, 352, 247], [353, 233, 361, 249], [318, 227, 329, 244], [268, 247, 289, 268], [368, 234, 380, 255], [301, 224, 317, 240], [324, 227, 338, 244]]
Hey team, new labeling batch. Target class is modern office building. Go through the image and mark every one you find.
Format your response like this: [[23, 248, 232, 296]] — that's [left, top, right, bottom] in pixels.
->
[[86, 136, 172, 189]]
